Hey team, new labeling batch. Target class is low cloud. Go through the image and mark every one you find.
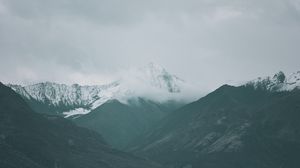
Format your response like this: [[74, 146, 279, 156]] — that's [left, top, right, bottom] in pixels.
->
[[0, 0, 300, 92], [113, 64, 203, 103]]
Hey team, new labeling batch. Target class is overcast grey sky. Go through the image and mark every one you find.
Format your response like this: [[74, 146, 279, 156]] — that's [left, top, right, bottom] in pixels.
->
[[0, 0, 300, 91]]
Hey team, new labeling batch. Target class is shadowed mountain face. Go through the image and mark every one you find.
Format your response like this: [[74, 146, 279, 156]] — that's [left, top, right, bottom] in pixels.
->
[[74, 98, 181, 149], [130, 85, 300, 168], [0, 83, 162, 168]]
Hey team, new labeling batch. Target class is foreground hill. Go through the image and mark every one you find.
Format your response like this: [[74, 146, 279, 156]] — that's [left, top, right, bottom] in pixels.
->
[[131, 84, 300, 168], [75, 98, 180, 149], [0, 83, 161, 168]]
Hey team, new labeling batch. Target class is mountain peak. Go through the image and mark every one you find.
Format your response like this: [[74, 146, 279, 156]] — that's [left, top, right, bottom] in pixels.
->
[[136, 63, 183, 93], [272, 71, 286, 84], [7, 63, 189, 118], [246, 70, 300, 91]]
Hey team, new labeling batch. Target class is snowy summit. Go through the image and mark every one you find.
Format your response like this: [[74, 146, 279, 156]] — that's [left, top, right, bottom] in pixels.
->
[[245, 71, 300, 92], [8, 63, 189, 118]]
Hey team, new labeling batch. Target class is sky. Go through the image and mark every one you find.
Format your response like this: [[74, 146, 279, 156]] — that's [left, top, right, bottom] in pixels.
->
[[0, 0, 300, 92]]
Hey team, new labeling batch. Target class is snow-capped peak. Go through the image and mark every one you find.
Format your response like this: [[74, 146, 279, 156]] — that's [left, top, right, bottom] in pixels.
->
[[8, 82, 121, 117], [245, 71, 300, 91], [134, 62, 183, 93], [8, 63, 189, 118]]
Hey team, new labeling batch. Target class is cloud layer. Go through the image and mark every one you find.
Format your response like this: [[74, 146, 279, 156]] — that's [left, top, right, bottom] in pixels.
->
[[1, 0, 300, 92]]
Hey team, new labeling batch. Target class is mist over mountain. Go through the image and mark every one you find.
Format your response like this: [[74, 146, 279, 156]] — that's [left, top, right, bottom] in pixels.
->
[[8, 63, 200, 118], [2, 69, 300, 168], [7, 64, 192, 149], [1, 0, 300, 167]]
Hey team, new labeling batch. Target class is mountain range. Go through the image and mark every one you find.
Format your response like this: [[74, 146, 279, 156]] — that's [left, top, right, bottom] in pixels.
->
[[129, 71, 300, 168], [2, 67, 300, 168], [8, 63, 188, 118], [0, 82, 162, 168], [7, 63, 189, 149]]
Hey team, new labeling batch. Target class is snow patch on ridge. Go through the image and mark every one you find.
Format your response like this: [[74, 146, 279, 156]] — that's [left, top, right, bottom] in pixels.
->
[[245, 71, 300, 92], [63, 108, 90, 118]]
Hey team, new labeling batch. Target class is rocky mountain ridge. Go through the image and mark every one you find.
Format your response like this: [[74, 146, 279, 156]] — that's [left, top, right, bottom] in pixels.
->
[[8, 63, 187, 118], [246, 71, 300, 92]]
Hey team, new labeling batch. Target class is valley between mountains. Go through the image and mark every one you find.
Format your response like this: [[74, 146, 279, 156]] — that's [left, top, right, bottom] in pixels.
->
[[2, 64, 300, 168]]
